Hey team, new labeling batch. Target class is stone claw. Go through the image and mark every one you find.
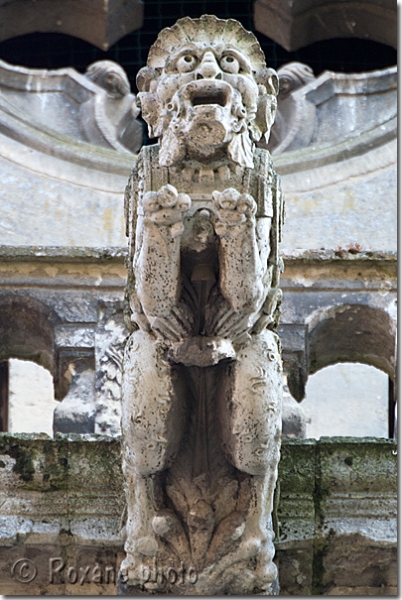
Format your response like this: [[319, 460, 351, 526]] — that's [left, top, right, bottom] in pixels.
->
[[213, 188, 239, 210], [237, 193, 256, 216], [142, 185, 191, 234], [212, 188, 257, 235], [177, 193, 192, 211], [157, 184, 178, 207], [142, 191, 160, 212]]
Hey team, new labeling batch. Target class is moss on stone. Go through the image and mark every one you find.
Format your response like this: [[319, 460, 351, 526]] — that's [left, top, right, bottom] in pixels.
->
[[8, 443, 35, 483], [312, 539, 331, 595], [278, 438, 316, 494]]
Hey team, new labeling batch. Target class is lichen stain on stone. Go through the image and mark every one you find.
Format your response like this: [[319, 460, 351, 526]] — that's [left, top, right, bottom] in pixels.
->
[[8, 444, 35, 482], [103, 207, 114, 235], [342, 189, 355, 213], [44, 266, 58, 278], [4, 263, 38, 276]]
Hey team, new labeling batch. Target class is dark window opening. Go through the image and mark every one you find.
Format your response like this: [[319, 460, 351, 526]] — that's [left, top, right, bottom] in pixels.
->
[[0, 360, 8, 432]]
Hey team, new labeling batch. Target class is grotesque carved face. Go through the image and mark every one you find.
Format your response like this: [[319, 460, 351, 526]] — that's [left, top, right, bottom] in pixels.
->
[[137, 16, 279, 168]]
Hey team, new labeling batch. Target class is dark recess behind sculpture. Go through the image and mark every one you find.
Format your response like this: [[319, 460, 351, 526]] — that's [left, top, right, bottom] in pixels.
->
[[0, 3, 396, 85]]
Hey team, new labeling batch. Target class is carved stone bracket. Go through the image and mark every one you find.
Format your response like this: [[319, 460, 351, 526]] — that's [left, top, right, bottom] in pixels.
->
[[268, 62, 397, 156], [253, 0, 397, 51], [120, 15, 284, 596], [0, 58, 143, 163], [0, 0, 143, 50]]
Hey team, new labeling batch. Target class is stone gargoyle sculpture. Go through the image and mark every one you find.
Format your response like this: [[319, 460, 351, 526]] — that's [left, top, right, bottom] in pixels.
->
[[120, 15, 284, 595]]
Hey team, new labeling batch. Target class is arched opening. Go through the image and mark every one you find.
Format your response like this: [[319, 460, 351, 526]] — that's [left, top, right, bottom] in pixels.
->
[[0, 295, 59, 433], [307, 303, 395, 379], [0, 295, 57, 371], [0, 7, 396, 154], [0, 5, 396, 94], [304, 303, 396, 438], [302, 362, 389, 439], [7, 358, 58, 436]]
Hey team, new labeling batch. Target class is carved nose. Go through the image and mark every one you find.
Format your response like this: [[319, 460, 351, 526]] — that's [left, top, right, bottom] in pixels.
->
[[196, 51, 222, 80]]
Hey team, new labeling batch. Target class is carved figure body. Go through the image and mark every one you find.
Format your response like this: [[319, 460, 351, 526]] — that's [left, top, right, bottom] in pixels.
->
[[120, 16, 284, 595]]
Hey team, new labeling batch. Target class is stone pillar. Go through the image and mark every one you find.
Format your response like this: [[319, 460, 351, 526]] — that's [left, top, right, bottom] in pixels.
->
[[119, 15, 285, 595]]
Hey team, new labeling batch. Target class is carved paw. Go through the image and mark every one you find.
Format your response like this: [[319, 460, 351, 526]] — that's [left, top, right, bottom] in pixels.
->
[[143, 184, 191, 238], [120, 553, 161, 590], [212, 188, 256, 236]]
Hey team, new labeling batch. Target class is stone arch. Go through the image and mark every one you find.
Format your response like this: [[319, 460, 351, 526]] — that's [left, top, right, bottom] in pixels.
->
[[253, 0, 397, 51], [0, 294, 59, 373], [307, 303, 396, 380]]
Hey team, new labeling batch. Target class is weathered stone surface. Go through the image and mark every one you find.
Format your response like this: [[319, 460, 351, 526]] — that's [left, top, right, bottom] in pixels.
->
[[0, 61, 396, 254], [121, 15, 284, 595], [269, 62, 316, 154], [253, 0, 397, 51], [280, 147, 396, 252], [0, 128, 131, 247], [0, 8, 396, 594], [314, 438, 397, 595], [1, 65, 395, 255], [268, 65, 397, 254], [0, 435, 396, 595], [280, 253, 397, 400], [0, 293, 57, 372], [0, 252, 128, 433], [0, 58, 142, 154], [95, 300, 127, 436], [0, 58, 142, 248], [0, 0, 143, 50], [269, 65, 396, 155], [275, 438, 397, 595]]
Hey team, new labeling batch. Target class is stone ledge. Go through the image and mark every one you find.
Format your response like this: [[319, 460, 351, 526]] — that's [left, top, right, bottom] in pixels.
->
[[0, 246, 127, 263], [0, 245, 396, 265], [0, 435, 396, 594]]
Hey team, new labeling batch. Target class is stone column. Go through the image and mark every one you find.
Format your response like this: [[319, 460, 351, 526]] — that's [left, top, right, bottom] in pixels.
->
[[119, 15, 284, 595]]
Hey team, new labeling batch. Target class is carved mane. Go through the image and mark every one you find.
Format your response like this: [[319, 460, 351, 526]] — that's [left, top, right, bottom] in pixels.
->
[[147, 15, 267, 73]]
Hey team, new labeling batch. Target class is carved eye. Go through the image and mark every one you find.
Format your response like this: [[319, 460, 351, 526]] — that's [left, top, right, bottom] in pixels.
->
[[220, 55, 240, 74], [177, 54, 198, 73]]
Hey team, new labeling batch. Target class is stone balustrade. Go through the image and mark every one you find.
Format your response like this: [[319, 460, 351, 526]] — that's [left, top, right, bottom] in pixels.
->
[[0, 434, 396, 595]]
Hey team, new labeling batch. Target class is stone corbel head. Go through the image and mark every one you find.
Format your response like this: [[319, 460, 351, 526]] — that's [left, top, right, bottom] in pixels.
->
[[82, 60, 142, 153], [86, 60, 131, 98], [136, 15, 279, 168]]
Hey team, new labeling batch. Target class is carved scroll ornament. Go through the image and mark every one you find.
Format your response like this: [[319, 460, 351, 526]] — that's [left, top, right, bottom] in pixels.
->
[[120, 15, 284, 595]]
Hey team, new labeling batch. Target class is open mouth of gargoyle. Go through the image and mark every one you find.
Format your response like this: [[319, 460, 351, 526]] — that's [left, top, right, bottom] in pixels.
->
[[191, 89, 228, 107], [185, 80, 231, 108]]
